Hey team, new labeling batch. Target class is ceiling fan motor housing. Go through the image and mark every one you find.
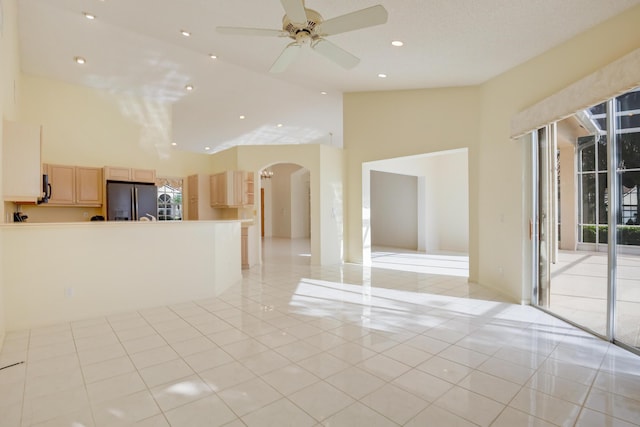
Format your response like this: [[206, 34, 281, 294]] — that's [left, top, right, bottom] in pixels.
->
[[283, 8, 323, 42]]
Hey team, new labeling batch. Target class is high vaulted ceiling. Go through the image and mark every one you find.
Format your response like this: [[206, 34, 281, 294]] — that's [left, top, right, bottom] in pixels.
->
[[16, 0, 640, 154]]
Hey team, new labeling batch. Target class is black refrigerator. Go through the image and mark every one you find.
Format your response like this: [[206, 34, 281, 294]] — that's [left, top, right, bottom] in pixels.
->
[[107, 181, 158, 221]]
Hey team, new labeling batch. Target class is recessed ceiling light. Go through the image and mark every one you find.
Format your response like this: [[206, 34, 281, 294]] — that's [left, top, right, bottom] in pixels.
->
[[277, 123, 283, 128], [378, 73, 387, 78], [185, 84, 194, 91], [239, 115, 246, 120], [180, 30, 191, 37], [205, 146, 211, 151], [74, 56, 86, 65], [171, 142, 177, 146], [209, 54, 218, 60], [391, 40, 404, 47], [320, 91, 327, 95], [83, 12, 96, 20]]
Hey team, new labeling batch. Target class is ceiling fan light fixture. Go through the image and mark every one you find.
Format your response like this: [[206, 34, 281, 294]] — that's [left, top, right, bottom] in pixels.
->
[[377, 73, 387, 78], [180, 30, 191, 37], [391, 40, 403, 47], [185, 84, 194, 91], [239, 115, 246, 120], [83, 12, 96, 20], [209, 54, 218, 59], [205, 146, 211, 151], [74, 56, 86, 64], [218, 2, 388, 73]]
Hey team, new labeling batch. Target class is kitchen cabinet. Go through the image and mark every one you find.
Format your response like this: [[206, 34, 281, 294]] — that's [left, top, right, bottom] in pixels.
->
[[104, 166, 156, 183], [44, 164, 103, 207], [210, 170, 254, 207], [241, 226, 249, 269], [187, 174, 217, 220], [241, 224, 256, 269], [76, 167, 103, 205], [187, 174, 199, 220], [2, 120, 42, 203], [45, 164, 75, 205], [131, 168, 156, 183]]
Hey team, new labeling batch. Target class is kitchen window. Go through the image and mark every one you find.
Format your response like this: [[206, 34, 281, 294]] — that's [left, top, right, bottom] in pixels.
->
[[156, 177, 183, 221]]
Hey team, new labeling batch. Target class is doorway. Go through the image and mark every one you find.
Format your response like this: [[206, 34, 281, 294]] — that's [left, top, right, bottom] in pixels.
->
[[363, 149, 470, 277], [533, 87, 640, 353], [260, 163, 311, 264]]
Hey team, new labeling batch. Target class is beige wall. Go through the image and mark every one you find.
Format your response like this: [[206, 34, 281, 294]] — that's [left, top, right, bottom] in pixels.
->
[[234, 144, 344, 265], [13, 75, 216, 223], [344, 86, 482, 271], [344, 4, 640, 302], [0, 0, 21, 350], [19, 75, 212, 176], [477, 5, 640, 302], [2, 221, 241, 330]]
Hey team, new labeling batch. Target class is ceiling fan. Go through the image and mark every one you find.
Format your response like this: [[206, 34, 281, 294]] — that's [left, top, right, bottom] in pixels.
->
[[216, 0, 388, 73]]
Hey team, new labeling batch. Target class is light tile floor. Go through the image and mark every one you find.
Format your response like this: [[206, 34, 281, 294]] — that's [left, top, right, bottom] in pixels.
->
[[550, 250, 640, 347], [0, 238, 639, 426]]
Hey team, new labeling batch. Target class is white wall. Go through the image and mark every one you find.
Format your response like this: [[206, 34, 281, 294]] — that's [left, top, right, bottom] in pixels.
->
[[236, 144, 344, 266], [428, 151, 469, 253], [1, 221, 241, 330], [364, 149, 469, 256], [291, 168, 310, 239], [370, 171, 418, 249], [271, 163, 302, 238], [263, 177, 273, 237], [0, 0, 21, 351]]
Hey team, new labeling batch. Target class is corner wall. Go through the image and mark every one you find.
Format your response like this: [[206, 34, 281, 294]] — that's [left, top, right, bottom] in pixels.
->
[[0, 0, 21, 350], [344, 86, 482, 276], [344, 4, 640, 302], [476, 4, 640, 302]]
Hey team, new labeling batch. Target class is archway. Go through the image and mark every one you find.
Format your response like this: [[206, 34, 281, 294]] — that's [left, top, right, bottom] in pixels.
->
[[259, 162, 311, 265]]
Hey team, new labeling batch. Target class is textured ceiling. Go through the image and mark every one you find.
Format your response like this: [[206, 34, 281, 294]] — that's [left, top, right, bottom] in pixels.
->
[[17, 0, 640, 154]]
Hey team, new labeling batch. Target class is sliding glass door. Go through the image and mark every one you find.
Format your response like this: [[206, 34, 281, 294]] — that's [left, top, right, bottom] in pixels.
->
[[533, 87, 640, 353]]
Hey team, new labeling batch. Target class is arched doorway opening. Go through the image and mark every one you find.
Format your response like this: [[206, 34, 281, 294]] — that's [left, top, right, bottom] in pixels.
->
[[259, 162, 311, 264]]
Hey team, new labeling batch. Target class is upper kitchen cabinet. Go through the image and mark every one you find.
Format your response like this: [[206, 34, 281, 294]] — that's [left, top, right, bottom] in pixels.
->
[[44, 164, 103, 207], [210, 171, 254, 208], [104, 166, 156, 183], [76, 167, 103, 205], [2, 120, 43, 203], [45, 164, 75, 205]]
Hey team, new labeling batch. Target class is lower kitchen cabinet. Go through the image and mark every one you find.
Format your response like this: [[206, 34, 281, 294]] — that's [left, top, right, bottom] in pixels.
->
[[241, 225, 256, 269]]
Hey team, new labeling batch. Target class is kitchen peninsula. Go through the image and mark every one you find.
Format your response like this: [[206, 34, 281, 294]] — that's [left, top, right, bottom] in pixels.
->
[[0, 220, 242, 330]]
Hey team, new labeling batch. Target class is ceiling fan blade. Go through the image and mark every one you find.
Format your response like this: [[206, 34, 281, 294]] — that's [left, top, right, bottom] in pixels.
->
[[280, 0, 308, 25], [217, 27, 289, 37], [316, 5, 388, 36], [312, 39, 360, 69], [270, 43, 302, 73]]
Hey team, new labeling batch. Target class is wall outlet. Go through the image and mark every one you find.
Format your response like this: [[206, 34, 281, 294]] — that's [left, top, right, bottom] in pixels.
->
[[64, 287, 74, 298]]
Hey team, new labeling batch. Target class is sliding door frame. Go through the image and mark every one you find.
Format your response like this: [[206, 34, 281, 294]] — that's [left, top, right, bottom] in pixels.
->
[[530, 96, 640, 356]]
